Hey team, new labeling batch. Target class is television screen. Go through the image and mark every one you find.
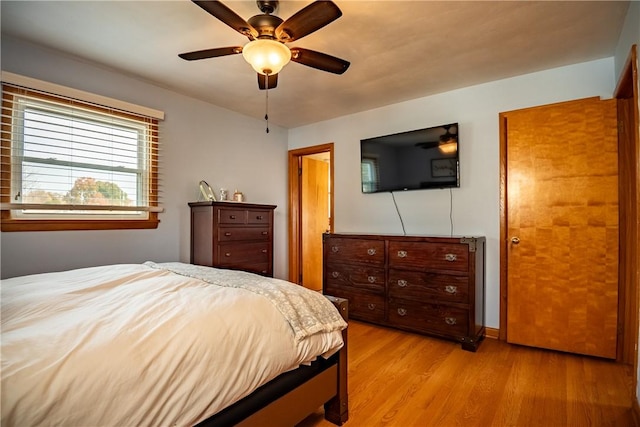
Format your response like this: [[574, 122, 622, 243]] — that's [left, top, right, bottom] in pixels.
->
[[360, 123, 459, 193]]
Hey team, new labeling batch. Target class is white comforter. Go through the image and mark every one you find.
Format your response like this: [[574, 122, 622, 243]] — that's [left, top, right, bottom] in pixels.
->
[[1, 263, 346, 426]]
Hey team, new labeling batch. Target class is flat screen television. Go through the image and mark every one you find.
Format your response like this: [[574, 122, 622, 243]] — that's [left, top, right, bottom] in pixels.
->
[[360, 123, 459, 193]]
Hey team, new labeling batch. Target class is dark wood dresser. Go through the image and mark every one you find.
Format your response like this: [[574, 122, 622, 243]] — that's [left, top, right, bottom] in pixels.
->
[[189, 201, 276, 277], [323, 233, 485, 351]]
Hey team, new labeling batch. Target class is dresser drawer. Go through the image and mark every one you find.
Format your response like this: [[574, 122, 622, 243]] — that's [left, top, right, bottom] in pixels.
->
[[240, 263, 271, 276], [388, 269, 468, 304], [325, 263, 385, 293], [217, 208, 248, 224], [325, 286, 385, 323], [388, 299, 468, 337], [216, 242, 270, 265], [218, 227, 270, 242], [388, 241, 469, 272], [247, 210, 272, 225], [325, 238, 384, 266]]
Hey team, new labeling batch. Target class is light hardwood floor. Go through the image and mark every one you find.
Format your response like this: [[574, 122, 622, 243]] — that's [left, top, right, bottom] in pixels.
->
[[297, 321, 635, 427]]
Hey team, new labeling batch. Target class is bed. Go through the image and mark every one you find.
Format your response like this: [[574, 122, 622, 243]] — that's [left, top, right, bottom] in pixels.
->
[[1, 262, 349, 426]]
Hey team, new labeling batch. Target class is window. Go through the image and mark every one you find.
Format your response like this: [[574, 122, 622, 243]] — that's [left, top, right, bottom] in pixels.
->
[[1, 77, 162, 231], [361, 157, 379, 193]]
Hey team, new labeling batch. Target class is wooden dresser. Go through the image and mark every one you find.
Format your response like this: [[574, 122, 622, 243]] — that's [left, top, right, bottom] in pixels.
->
[[189, 201, 276, 277], [323, 233, 485, 351]]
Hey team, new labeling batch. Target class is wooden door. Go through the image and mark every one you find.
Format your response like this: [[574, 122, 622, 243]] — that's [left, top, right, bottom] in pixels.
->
[[301, 156, 329, 291], [504, 97, 618, 359]]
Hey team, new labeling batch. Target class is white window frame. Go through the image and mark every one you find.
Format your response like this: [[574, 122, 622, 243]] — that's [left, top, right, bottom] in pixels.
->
[[12, 97, 150, 219]]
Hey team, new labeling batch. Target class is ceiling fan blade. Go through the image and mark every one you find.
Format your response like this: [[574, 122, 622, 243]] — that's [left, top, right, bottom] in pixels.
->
[[258, 73, 278, 90], [415, 141, 439, 150], [290, 48, 350, 74], [178, 46, 242, 61], [275, 1, 342, 42], [192, 0, 258, 39]]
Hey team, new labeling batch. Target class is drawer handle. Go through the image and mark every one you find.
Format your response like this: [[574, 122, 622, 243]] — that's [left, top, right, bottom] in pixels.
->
[[331, 246, 339, 253], [229, 215, 236, 220], [225, 252, 231, 257], [445, 285, 458, 294], [367, 276, 376, 283], [332, 271, 340, 278], [397, 308, 407, 316], [261, 231, 268, 235], [445, 253, 457, 262], [367, 303, 376, 310], [261, 270, 268, 274], [397, 250, 407, 258], [397, 279, 407, 287], [261, 249, 267, 253], [445, 317, 457, 325], [224, 232, 232, 236], [367, 248, 377, 255], [256, 215, 264, 220]]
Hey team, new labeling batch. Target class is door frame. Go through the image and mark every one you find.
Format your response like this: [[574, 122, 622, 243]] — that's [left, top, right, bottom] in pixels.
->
[[499, 45, 639, 365], [613, 45, 639, 368], [288, 143, 334, 284]]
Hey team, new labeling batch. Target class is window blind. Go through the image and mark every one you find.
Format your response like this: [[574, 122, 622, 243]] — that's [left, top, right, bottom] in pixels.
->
[[1, 75, 163, 230]]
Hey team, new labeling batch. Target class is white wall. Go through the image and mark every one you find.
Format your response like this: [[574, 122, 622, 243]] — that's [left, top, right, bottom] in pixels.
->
[[0, 36, 290, 279], [288, 58, 616, 329], [614, 0, 640, 82]]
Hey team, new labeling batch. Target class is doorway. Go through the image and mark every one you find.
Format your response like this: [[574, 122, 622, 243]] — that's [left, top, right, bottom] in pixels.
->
[[288, 143, 334, 290]]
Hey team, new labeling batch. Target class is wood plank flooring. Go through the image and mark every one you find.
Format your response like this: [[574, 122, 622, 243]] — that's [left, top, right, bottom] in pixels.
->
[[297, 321, 635, 427]]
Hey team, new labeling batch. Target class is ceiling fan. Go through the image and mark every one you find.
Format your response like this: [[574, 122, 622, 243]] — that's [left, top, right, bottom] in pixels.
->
[[179, 0, 351, 90], [415, 125, 458, 152]]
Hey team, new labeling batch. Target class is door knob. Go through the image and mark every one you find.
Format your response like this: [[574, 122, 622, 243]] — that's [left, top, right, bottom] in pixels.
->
[[511, 237, 520, 244]]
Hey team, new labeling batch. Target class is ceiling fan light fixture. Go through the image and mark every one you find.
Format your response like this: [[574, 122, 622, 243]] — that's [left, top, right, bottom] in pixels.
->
[[242, 39, 291, 75], [439, 141, 458, 154]]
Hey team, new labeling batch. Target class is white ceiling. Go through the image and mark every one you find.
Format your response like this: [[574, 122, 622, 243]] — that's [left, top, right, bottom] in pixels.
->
[[0, 1, 630, 129]]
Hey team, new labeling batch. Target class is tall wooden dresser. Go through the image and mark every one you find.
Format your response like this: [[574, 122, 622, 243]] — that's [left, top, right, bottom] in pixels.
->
[[323, 233, 485, 351], [189, 201, 276, 277]]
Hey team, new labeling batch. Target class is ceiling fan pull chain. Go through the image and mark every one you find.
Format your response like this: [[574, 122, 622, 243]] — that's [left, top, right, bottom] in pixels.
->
[[265, 73, 270, 134]]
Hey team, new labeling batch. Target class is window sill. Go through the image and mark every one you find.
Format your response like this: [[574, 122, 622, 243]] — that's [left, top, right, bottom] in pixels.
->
[[0, 215, 160, 232]]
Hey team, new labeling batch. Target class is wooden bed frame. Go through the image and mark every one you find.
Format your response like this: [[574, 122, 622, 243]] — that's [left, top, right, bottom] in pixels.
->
[[197, 296, 349, 427]]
